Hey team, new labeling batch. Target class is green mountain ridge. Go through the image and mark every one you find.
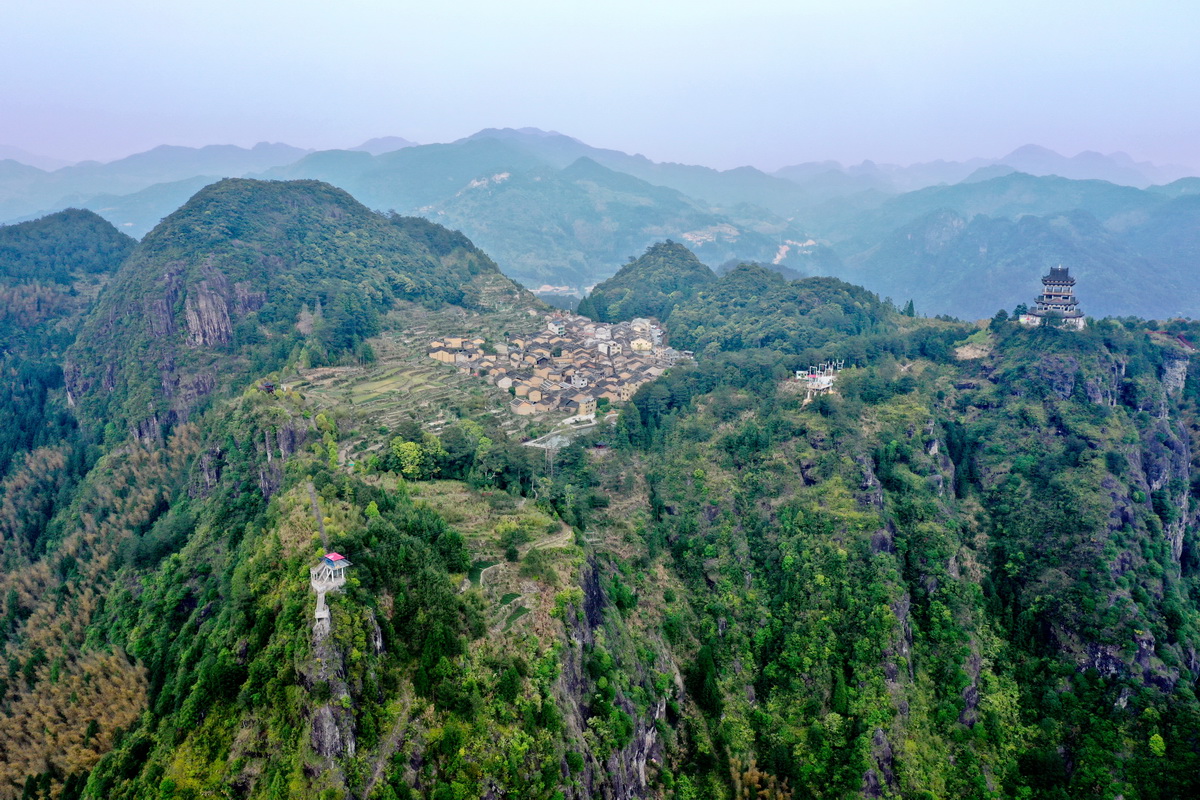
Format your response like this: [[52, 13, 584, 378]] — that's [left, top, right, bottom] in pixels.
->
[[256, 138, 815, 290], [577, 240, 716, 323], [0, 208, 135, 484], [425, 158, 803, 289], [63, 178, 524, 438]]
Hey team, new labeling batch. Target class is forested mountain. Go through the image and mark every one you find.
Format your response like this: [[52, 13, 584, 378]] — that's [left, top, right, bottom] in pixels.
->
[[0, 208, 134, 481], [0, 208, 134, 287], [0, 179, 541, 800], [64, 178, 521, 437], [2, 131, 824, 292], [616, 317, 1200, 798], [417, 157, 796, 290], [2, 190, 1200, 799], [577, 240, 714, 323], [578, 241, 890, 353], [665, 265, 890, 355]]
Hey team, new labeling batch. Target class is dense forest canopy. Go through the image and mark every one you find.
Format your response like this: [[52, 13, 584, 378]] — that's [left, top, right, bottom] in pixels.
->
[[576, 240, 715, 323], [0, 209, 133, 527], [664, 264, 891, 355], [0, 208, 134, 286]]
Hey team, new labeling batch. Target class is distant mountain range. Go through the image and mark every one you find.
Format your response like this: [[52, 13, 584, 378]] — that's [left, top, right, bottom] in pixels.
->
[[774, 143, 1197, 194], [805, 171, 1200, 319], [1, 130, 1199, 317], [0, 144, 75, 172], [349, 136, 419, 155], [0, 141, 310, 228]]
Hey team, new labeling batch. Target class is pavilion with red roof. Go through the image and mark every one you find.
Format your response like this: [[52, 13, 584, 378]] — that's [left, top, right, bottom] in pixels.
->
[[313, 551, 351, 585]]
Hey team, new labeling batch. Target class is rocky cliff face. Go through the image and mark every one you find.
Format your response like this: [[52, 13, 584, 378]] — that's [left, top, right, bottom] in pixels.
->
[[63, 257, 247, 434], [184, 278, 233, 347], [556, 559, 672, 800], [1162, 350, 1190, 396], [983, 342, 1200, 698]]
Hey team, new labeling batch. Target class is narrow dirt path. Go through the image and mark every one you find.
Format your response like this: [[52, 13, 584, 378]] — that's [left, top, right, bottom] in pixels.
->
[[528, 524, 575, 551], [363, 688, 415, 797], [307, 481, 329, 550], [479, 562, 504, 588]]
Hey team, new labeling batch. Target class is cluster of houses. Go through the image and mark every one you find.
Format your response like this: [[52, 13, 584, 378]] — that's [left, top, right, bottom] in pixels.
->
[[428, 313, 692, 417]]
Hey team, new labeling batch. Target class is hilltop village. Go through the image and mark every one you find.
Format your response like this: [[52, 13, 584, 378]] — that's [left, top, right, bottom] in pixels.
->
[[428, 313, 693, 417]]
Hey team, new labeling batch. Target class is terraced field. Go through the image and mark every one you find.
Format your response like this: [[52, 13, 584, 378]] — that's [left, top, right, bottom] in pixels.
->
[[280, 293, 544, 456], [274, 280, 588, 638]]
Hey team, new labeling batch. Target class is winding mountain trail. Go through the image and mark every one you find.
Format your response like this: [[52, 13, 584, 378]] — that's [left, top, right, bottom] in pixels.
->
[[307, 480, 329, 550], [363, 688, 417, 798], [529, 524, 575, 551]]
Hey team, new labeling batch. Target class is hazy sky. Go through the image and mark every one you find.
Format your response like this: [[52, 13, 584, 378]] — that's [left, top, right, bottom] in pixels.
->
[[2, 0, 1198, 169]]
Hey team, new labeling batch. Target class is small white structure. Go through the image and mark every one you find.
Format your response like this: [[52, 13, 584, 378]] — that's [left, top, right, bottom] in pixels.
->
[[796, 360, 845, 400], [311, 552, 351, 624]]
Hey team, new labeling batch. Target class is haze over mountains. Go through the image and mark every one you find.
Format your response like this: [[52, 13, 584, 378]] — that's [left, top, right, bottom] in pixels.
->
[[2, 128, 1199, 319]]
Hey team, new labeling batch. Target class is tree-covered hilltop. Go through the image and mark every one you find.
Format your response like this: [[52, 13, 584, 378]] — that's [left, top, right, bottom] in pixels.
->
[[664, 264, 892, 355], [576, 240, 715, 322], [0, 206, 134, 362], [577, 241, 896, 355], [0, 208, 134, 287], [63, 178, 525, 438], [0, 209, 133, 501]]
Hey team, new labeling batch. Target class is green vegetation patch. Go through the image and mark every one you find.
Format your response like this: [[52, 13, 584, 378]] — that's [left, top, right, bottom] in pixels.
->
[[469, 559, 499, 586], [503, 605, 530, 631]]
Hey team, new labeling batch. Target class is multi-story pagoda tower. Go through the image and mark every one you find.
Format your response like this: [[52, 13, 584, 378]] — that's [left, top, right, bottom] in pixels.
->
[[1019, 265, 1085, 330]]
